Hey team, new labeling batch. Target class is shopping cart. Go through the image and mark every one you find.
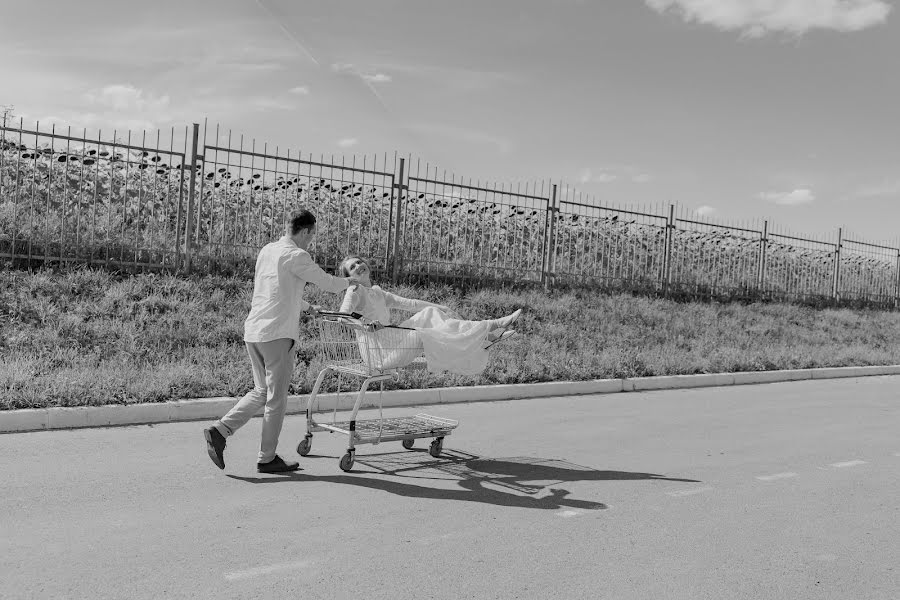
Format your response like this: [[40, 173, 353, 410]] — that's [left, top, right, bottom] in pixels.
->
[[297, 310, 459, 472]]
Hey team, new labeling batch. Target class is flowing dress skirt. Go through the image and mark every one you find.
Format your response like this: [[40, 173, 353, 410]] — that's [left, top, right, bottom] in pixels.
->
[[357, 307, 492, 375]]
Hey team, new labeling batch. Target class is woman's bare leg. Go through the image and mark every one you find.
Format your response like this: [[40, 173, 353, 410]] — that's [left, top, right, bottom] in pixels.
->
[[488, 308, 522, 330]]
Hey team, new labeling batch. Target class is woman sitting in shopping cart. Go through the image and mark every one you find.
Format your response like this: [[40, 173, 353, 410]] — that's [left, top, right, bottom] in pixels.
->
[[336, 256, 521, 375]]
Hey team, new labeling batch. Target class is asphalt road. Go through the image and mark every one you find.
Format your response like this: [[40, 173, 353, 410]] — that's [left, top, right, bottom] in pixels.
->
[[2, 376, 899, 600]]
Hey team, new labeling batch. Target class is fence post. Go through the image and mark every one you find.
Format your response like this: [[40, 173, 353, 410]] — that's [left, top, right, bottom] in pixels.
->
[[894, 250, 900, 310], [542, 184, 558, 291], [832, 227, 842, 301], [194, 134, 205, 270], [182, 123, 200, 274], [757, 220, 768, 293], [540, 190, 550, 289], [391, 157, 406, 284], [662, 204, 675, 295]]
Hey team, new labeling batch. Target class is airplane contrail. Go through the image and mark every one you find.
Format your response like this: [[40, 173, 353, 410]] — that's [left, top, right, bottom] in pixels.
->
[[252, 0, 390, 113], [253, 0, 320, 67], [252, 0, 433, 158]]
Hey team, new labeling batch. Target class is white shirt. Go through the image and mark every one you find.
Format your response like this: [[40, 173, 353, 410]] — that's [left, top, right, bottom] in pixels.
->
[[244, 236, 351, 344]]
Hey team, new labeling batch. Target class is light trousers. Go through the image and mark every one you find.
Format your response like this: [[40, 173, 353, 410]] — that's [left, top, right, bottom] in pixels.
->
[[215, 338, 296, 463]]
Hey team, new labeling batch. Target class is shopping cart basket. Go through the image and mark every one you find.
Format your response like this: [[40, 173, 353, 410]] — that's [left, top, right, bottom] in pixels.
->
[[297, 311, 459, 472]]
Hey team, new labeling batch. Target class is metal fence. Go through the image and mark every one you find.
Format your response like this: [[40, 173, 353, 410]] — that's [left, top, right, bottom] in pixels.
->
[[195, 123, 397, 277], [1, 117, 898, 307], [402, 160, 551, 284], [551, 189, 669, 291], [0, 119, 190, 270]]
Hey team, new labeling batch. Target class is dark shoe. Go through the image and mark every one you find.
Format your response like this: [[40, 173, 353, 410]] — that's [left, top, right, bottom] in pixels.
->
[[204, 426, 226, 470], [257, 455, 300, 473]]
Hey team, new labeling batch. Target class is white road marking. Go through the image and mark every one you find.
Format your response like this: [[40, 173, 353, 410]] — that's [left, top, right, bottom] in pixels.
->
[[666, 486, 713, 498], [225, 561, 312, 581], [756, 472, 798, 482], [558, 510, 581, 518], [829, 460, 867, 468]]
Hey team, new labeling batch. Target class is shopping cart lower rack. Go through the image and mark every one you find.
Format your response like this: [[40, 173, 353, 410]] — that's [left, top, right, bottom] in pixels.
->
[[297, 311, 459, 472]]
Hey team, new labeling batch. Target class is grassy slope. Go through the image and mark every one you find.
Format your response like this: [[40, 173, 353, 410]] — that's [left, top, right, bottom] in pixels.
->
[[2, 267, 900, 410]]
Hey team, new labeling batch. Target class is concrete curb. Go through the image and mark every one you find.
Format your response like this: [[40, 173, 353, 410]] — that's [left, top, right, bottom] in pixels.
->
[[4, 364, 900, 434]]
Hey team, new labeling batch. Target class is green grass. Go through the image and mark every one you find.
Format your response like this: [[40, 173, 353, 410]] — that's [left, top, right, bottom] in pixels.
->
[[2, 266, 900, 410]]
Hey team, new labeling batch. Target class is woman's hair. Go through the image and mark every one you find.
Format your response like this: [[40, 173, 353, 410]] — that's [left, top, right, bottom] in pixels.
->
[[288, 210, 316, 235], [338, 255, 365, 277]]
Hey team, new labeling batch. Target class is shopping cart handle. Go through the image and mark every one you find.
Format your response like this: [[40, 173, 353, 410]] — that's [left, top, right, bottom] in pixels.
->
[[317, 310, 364, 320], [318, 311, 414, 331]]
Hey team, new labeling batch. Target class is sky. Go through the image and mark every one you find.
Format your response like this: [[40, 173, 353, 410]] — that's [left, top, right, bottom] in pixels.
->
[[2, 0, 899, 244]]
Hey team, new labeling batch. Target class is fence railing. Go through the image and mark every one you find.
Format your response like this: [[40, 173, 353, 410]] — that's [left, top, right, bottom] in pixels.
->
[[0, 120, 190, 270], [402, 160, 551, 285], [197, 126, 397, 277], [1, 116, 897, 307]]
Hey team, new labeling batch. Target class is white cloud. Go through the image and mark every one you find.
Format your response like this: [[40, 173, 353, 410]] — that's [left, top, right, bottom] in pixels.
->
[[759, 188, 815, 205], [331, 63, 355, 74], [645, 0, 892, 37], [337, 138, 359, 148], [578, 165, 653, 185], [288, 85, 310, 95], [332, 63, 393, 84], [250, 97, 295, 111], [34, 84, 174, 131], [366, 62, 520, 91], [362, 73, 392, 84], [84, 84, 170, 113], [410, 123, 513, 154], [695, 205, 717, 216], [579, 168, 617, 184]]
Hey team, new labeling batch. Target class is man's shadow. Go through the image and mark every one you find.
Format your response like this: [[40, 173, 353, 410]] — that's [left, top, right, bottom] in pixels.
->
[[227, 450, 700, 512]]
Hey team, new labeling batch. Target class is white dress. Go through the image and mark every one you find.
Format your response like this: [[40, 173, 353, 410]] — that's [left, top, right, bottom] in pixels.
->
[[339, 285, 492, 375]]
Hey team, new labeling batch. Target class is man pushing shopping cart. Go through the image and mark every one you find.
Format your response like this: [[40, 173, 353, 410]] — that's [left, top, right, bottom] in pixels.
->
[[296, 255, 522, 472], [202, 210, 359, 473], [203, 227, 521, 473]]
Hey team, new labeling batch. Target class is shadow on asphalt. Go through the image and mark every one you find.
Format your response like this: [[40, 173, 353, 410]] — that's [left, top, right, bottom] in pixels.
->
[[227, 450, 701, 511]]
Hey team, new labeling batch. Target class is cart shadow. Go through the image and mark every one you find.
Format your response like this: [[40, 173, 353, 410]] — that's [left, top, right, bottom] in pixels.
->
[[362, 450, 700, 483], [227, 450, 701, 512]]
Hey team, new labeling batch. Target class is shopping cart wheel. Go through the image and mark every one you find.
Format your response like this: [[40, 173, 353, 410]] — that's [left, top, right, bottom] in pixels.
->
[[401, 438, 415, 450], [429, 437, 444, 458], [339, 451, 355, 472], [296, 436, 312, 456]]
